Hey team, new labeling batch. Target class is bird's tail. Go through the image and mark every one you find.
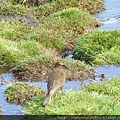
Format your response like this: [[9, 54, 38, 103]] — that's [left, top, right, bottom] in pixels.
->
[[43, 95, 51, 106], [43, 89, 56, 106], [43, 85, 63, 106]]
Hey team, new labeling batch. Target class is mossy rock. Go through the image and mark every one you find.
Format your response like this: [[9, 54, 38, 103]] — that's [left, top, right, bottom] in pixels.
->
[[5, 82, 46, 105]]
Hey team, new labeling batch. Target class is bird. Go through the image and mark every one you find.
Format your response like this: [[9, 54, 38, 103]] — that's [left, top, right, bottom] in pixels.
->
[[43, 62, 68, 106]]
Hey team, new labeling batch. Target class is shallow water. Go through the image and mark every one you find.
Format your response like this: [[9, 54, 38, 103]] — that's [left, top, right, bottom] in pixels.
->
[[95, 0, 120, 30], [0, 65, 120, 114], [0, 67, 22, 115], [0, 0, 120, 115], [95, 65, 120, 79], [0, 84, 23, 115]]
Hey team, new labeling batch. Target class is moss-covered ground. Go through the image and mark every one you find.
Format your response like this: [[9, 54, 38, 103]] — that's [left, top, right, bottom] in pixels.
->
[[5, 82, 46, 105], [74, 29, 120, 65], [1, 0, 120, 116], [24, 77, 120, 115], [0, 0, 104, 80]]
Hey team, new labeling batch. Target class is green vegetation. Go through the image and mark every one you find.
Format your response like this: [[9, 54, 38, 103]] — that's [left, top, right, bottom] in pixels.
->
[[23, 77, 120, 115], [0, 21, 31, 41], [0, 0, 102, 78], [8, 0, 52, 6], [31, 8, 99, 50], [0, 37, 42, 65], [74, 29, 120, 65], [5, 83, 46, 105], [0, 8, 99, 49], [12, 54, 92, 80], [1, 0, 104, 18], [0, 4, 29, 15], [85, 77, 120, 95], [1, 0, 120, 116], [35, 0, 104, 19]]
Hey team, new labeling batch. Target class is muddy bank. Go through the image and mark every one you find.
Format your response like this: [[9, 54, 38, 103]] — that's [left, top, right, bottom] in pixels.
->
[[11, 57, 95, 82], [0, 14, 39, 27]]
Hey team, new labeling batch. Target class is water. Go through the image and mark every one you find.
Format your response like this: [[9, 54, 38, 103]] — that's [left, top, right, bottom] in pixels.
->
[[0, 84, 22, 115], [0, 65, 120, 115], [27, 79, 82, 91], [0, 0, 120, 115], [0, 67, 84, 115], [60, 51, 74, 60], [95, 0, 120, 30], [95, 65, 120, 78], [0, 67, 22, 115]]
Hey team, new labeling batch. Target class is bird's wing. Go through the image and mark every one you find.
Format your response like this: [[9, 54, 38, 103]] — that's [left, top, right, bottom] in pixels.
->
[[47, 69, 65, 90]]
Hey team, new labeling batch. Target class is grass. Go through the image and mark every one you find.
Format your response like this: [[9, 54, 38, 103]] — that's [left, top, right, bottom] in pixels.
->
[[1, 0, 104, 18], [85, 77, 120, 96], [74, 29, 120, 65], [0, 0, 103, 69], [29, 8, 99, 50], [0, 37, 42, 65], [5, 82, 46, 105], [0, 2, 30, 15], [0, 7, 100, 50], [12, 53, 92, 80], [0, 14, 93, 79], [0, 16, 93, 79], [0, 20, 31, 41], [1, 0, 120, 116], [34, 0, 104, 19], [0, 7, 99, 70], [8, 0, 53, 6], [23, 77, 120, 115]]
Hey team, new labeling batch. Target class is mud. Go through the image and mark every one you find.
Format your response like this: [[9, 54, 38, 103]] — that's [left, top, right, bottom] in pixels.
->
[[0, 14, 39, 27]]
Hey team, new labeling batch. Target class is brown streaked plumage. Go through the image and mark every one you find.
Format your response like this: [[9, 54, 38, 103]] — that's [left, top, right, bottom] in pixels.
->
[[43, 62, 68, 106]]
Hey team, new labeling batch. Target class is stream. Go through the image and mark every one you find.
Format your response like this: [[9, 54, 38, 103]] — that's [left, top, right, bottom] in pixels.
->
[[0, 0, 120, 115], [95, 0, 120, 30]]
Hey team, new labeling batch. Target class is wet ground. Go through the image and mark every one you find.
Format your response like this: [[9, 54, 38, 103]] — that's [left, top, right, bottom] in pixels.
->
[[0, 14, 39, 27], [0, 65, 120, 115], [0, 0, 120, 115]]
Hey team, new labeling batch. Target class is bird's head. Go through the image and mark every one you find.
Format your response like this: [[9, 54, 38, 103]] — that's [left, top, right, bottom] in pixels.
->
[[54, 62, 69, 69]]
